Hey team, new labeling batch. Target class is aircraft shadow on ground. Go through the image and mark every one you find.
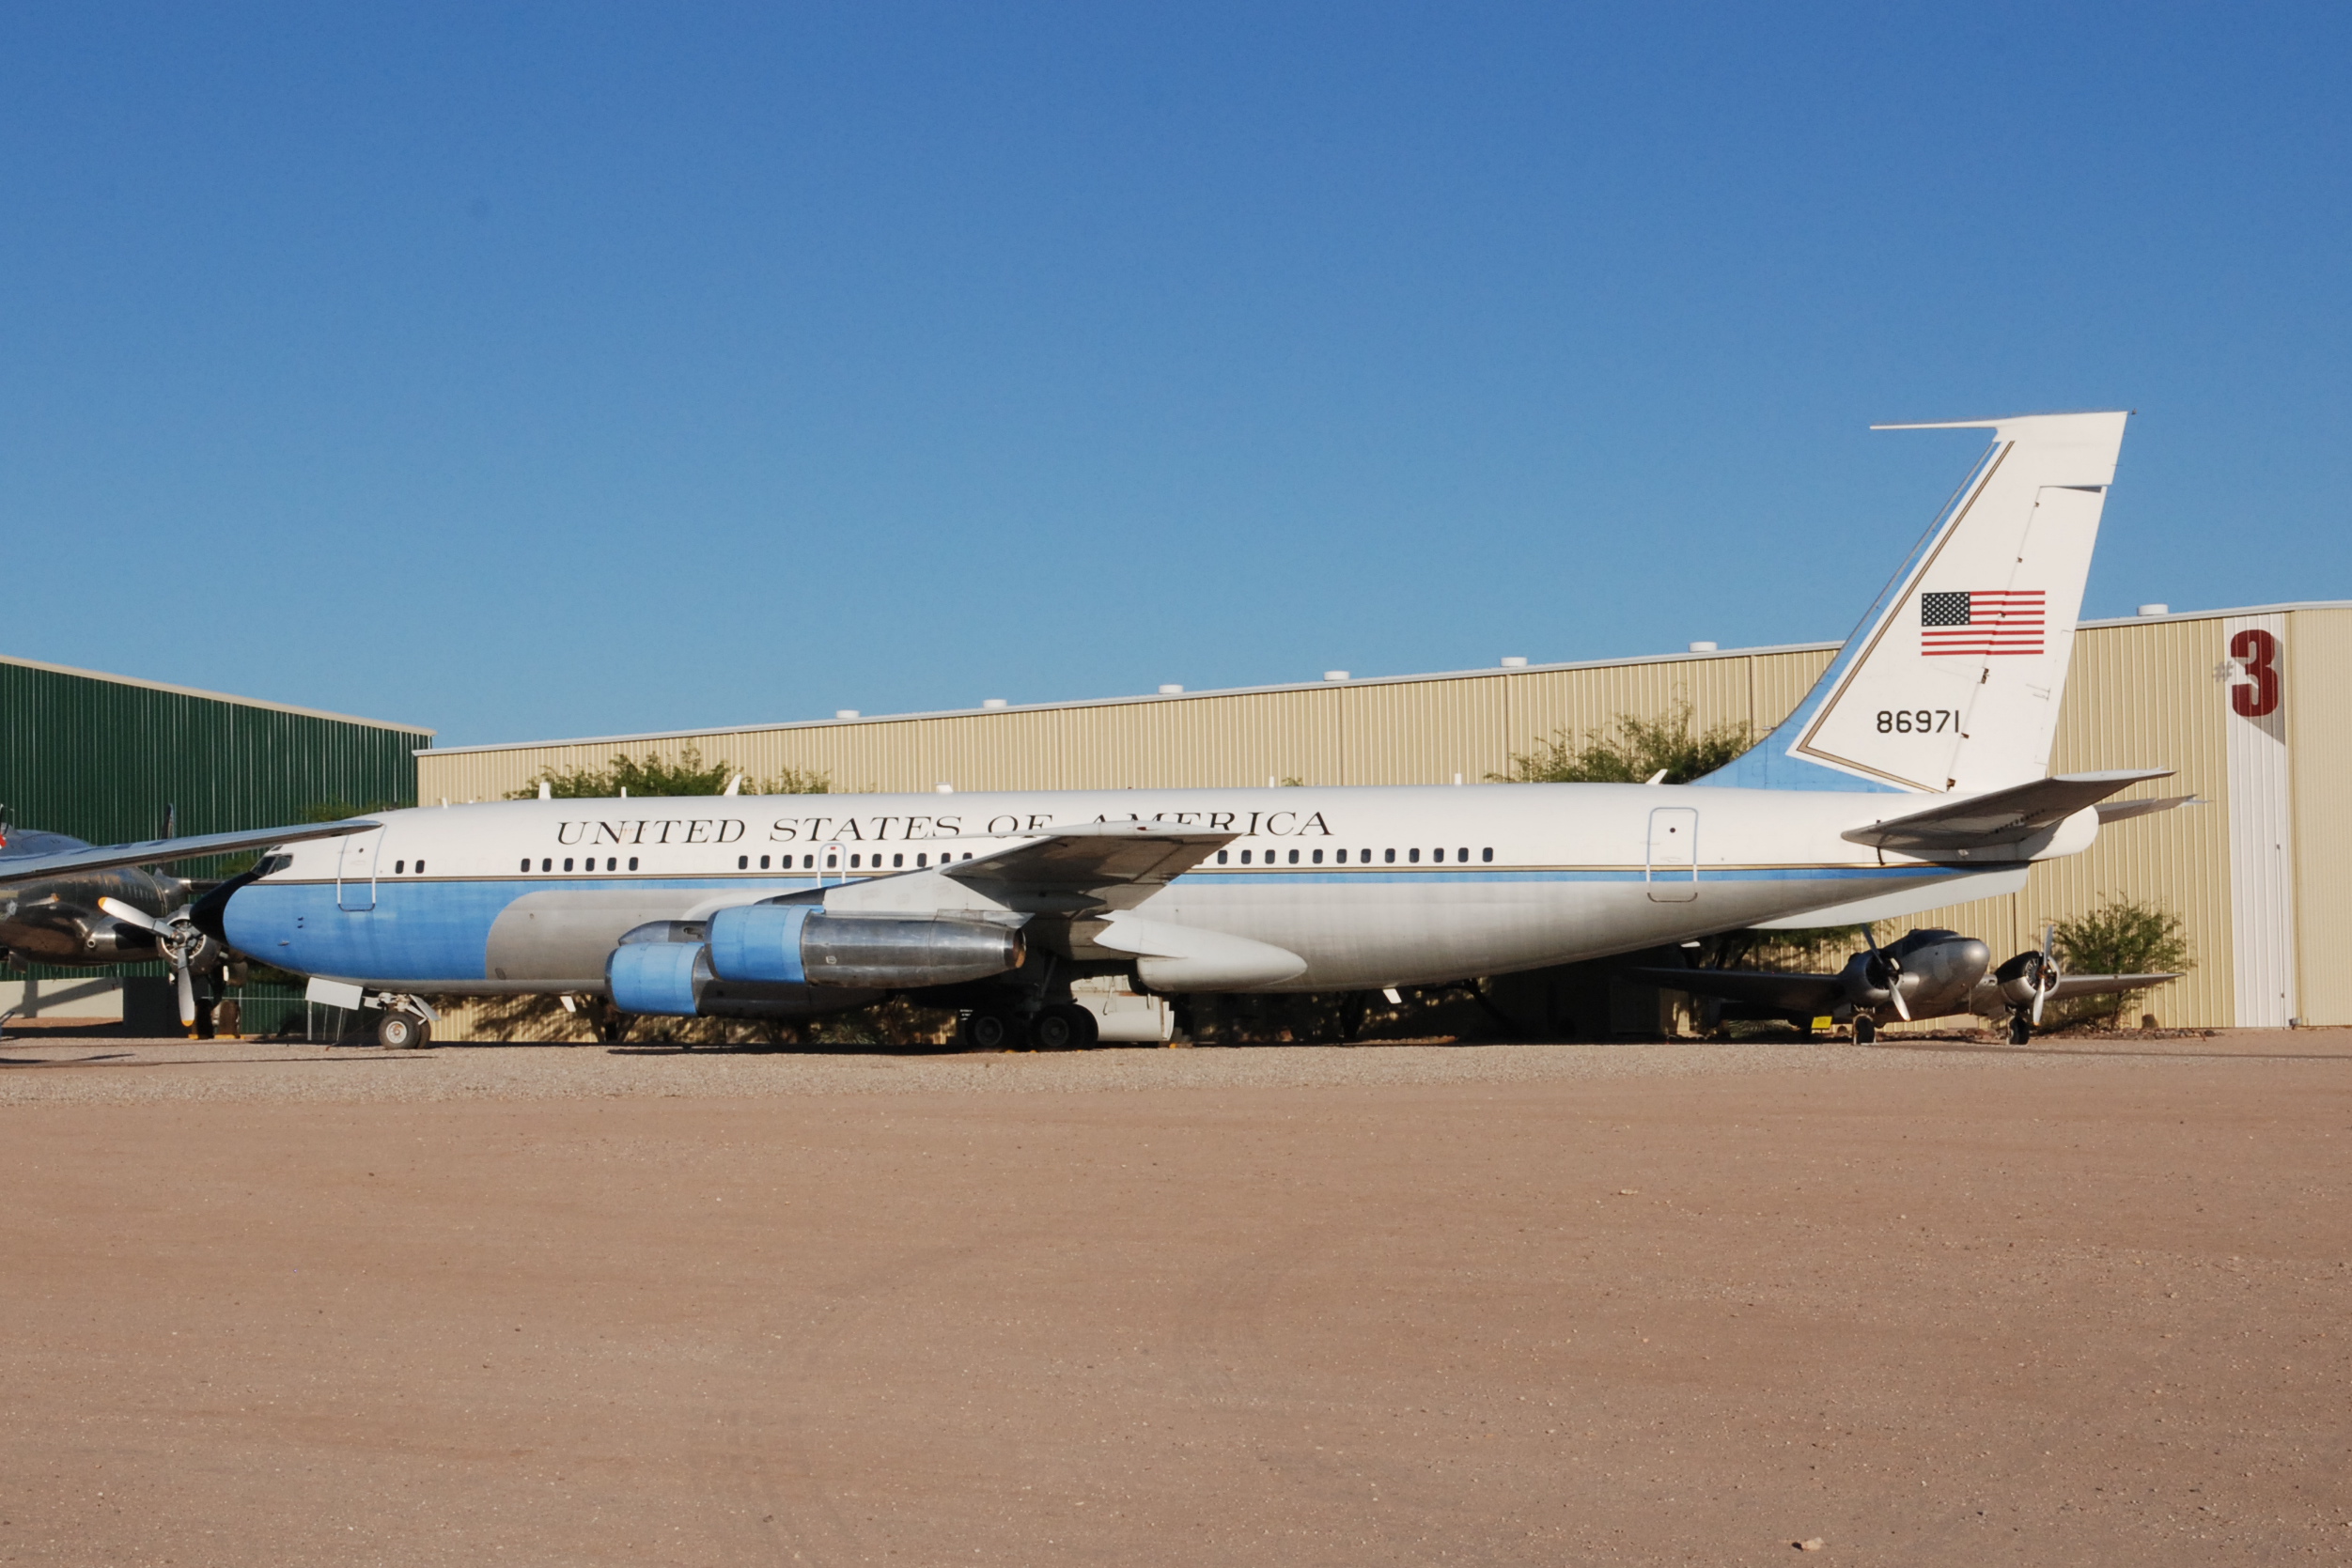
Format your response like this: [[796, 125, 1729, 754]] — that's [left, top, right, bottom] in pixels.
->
[[1871, 1039, 2352, 1063], [0, 1050, 135, 1067]]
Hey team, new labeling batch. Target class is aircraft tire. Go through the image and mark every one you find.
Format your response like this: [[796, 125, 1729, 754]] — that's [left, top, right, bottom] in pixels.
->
[[2008, 1015, 2033, 1046], [1032, 1004, 1099, 1051], [1851, 1016, 1876, 1045], [963, 1009, 1026, 1051], [376, 1012, 428, 1050]]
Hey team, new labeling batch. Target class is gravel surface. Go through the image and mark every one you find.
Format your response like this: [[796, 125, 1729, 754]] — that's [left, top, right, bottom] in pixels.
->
[[4, 1029, 2344, 1566], [0, 1029, 2235, 1108]]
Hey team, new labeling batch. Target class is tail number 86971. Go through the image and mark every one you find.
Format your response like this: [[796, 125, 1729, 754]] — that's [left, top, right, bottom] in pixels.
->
[[1877, 708, 1960, 734]]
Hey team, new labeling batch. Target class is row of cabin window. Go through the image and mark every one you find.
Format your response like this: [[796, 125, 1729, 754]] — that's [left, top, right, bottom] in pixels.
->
[[514, 850, 987, 875], [392, 861, 426, 874], [506, 846, 1496, 877], [731, 850, 979, 871], [1214, 846, 1492, 865]]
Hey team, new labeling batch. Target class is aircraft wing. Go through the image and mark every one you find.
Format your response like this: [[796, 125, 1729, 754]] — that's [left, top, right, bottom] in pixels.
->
[[1842, 769, 2173, 856], [2048, 971, 2180, 1001], [944, 820, 1238, 911], [0, 818, 380, 885], [1619, 966, 1846, 1014]]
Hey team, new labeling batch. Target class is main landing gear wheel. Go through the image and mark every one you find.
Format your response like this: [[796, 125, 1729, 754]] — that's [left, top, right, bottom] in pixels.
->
[[376, 1011, 430, 1050], [1031, 1004, 1098, 1052], [1851, 1016, 1877, 1045], [2008, 1014, 2033, 1046], [962, 1009, 1027, 1051]]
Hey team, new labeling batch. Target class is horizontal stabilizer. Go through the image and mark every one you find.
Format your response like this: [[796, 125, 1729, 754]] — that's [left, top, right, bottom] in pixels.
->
[[1842, 769, 2171, 856], [0, 817, 380, 885], [1620, 966, 1843, 1014], [2094, 793, 2199, 824]]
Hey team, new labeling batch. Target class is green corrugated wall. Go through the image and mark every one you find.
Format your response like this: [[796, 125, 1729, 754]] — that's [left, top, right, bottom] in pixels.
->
[[0, 657, 430, 986], [0, 658, 429, 846]]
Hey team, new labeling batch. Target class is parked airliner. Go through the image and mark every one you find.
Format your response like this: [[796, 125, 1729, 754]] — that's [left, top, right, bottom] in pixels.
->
[[199, 411, 2178, 1049]]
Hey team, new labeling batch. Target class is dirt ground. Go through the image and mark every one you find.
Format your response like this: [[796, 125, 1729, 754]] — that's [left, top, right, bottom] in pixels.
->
[[1, 1032, 2346, 1566]]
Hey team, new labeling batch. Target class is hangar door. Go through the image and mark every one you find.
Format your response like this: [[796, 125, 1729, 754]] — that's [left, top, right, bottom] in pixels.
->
[[1645, 808, 1698, 902]]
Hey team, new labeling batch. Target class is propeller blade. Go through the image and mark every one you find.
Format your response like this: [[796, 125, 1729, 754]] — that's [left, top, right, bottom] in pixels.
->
[[176, 961, 196, 1029], [2029, 925, 2059, 1028], [1861, 923, 1908, 1019], [98, 896, 166, 935]]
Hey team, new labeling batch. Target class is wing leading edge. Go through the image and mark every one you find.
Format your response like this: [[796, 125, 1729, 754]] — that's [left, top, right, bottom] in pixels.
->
[[0, 818, 381, 885]]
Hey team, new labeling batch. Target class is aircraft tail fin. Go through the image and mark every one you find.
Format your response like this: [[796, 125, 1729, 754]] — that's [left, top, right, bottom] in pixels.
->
[[1698, 411, 2130, 795]]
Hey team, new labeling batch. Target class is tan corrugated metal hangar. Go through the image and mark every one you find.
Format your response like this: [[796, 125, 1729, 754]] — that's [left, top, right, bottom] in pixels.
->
[[420, 602, 2350, 1031]]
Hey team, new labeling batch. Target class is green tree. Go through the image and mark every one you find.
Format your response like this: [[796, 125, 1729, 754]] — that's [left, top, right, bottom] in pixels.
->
[[1491, 702, 1752, 784], [508, 744, 830, 800], [2046, 896, 2193, 1029]]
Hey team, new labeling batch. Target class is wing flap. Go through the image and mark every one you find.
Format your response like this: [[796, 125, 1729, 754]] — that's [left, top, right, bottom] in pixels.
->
[[943, 820, 1237, 911]]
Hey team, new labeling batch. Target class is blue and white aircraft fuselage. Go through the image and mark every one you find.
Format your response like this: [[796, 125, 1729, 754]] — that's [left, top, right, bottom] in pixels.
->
[[225, 780, 2079, 995], [204, 411, 2173, 1043]]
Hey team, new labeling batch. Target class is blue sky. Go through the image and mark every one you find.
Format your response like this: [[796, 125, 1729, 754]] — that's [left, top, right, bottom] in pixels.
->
[[2, 4, 2344, 745]]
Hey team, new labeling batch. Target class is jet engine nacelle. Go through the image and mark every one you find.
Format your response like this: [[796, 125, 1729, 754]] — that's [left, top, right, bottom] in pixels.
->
[[605, 908, 1025, 1019], [607, 931, 715, 1017], [706, 904, 1025, 989], [604, 920, 896, 1020]]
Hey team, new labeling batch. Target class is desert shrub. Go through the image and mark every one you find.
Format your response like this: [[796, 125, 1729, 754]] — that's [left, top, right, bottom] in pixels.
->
[[2045, 897, 2192, 1029], [1492, 702, 1752, 784], [511, 743, 830, 800]]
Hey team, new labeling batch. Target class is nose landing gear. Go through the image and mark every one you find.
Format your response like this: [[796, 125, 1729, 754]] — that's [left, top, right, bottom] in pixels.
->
[[371, 994, 437, 1049]]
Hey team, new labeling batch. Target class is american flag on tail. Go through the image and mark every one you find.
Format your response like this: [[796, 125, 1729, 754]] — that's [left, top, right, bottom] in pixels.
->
[[1918, 589, 2046, 656]]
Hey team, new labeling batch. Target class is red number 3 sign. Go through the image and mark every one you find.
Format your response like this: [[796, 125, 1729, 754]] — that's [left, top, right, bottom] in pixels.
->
[[2230, 629, 2281, 718]]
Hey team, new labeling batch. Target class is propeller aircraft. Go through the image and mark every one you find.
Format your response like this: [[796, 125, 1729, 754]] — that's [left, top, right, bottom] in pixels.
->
[[1626, 924, 2181, 1045], [0, 814, 381, 1033]]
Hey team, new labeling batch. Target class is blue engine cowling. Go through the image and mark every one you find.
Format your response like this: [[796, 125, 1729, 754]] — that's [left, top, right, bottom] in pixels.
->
[[707, 904, 1024, 988], [608, 939, 711, 1017]]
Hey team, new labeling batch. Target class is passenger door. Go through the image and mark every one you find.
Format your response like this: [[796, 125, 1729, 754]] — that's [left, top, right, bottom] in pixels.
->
[[1644, 808, 1698, 902], [337, 828, 382, 912]]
